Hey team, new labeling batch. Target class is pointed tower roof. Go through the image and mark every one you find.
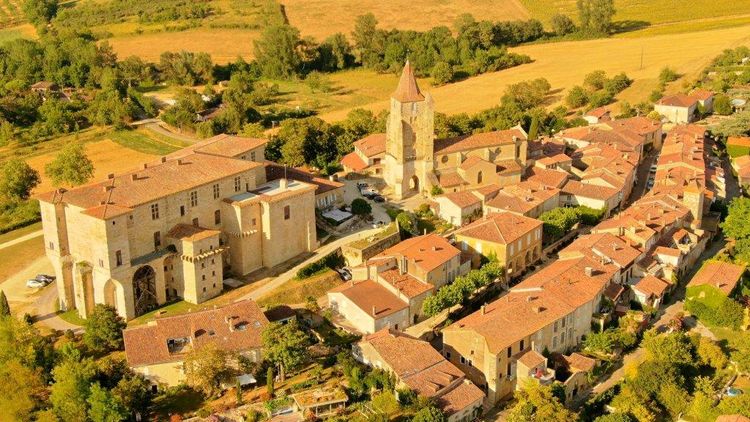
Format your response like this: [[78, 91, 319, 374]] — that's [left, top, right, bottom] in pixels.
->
[[391, 61, 424, 103]]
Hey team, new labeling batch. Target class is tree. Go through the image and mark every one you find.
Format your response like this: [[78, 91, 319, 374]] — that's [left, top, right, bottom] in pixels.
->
[[431, 62, 454, 85], [266, 367, 275, 397], [527, 115, 540, 140], [111, 373, 151, 420], [276, 117, 335, 167], [0, 290, 10, 316], [372, 391, 400, 418], [351, 198, 372, 216], [714, 94, 733, 115], [658, 67, 679, 84], [584, 70, 608, 90], [50, 356, 97, 422], [45, 142, 94, 187], [88, 383, 127, 422], [566, 85, 589, 108], [507, 383, 578, 422], [550, 14, 576, 35], [0, 159, 40, 201], [721, 197, 750, 240], [0, 359, 46, 422], [352, 13, 384, 68], [396, 212, 415, 235], [577, 0, 615, 35], [261, 320, 309, 381], [594, 414, 633, 422], [254, 24, 302, 79], [83, 304, 126, 354], [183, 344, 235, 396], [411, 405, 446, 422], [22, 0, 57, 25]]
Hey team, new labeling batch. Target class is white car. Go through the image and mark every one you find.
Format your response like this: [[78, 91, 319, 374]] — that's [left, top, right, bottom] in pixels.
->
[[26, 279, 47, 289]]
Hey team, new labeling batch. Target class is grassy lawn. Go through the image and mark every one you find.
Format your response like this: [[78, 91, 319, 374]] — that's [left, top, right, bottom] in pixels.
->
[[728, 144, 750, 158], [0, 236, 44, 284], [0, 221, 42, 244], [110, 128, 182, 155], [57, 307, 87, 326], [127, 300, 207, 326], [258, 269, 342, 308]]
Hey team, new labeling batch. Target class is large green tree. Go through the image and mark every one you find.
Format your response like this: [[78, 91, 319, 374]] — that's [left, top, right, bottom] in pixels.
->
[[87, 383, 128, 422], [577, 0, 616, 35], [0, 290, 10, 316], [261, 320, 309, 381], [45, 142, 94, 187], [0, 159, 40, 201], [50, 356, 97, 422], [721, 197, 750, 240], [254, 24, 302, 79], [83, 304, 126, 354], [507, 383, 578, 422], [183, 344, 236, 396]]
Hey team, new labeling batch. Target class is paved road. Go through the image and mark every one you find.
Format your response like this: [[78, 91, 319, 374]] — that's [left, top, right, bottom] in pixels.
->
[[0, 229, 43, 251], [144, 122, 198, 144]]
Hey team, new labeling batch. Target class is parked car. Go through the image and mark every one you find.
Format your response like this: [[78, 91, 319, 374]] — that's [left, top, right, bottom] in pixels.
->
[[357, 182, 369, 190], [373, 195, 385, 203], [372, 220, 384, 228], [337, 268, 352, 281], [26, 279, 47, 289], [646, 179, 654, 189], [35, 274, 55, 283]]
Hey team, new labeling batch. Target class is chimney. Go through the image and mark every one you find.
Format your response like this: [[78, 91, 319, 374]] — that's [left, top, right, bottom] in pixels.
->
[[480, 304, 486, 315], [143, 163, 148, 169], [161, 157, 167, 163], [584, 266, 594, 277], [130, 174, 138, 181], [280, 178, 288, 190], [532, 306, 543, 313], [526, 296, 535, 302], [372, 306, 377, 316], [107, 173, 115, 179], [177, 159, 184, 165]]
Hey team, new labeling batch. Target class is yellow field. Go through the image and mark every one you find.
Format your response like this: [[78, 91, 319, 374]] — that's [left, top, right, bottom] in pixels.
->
[[107, 28, 261, 64], [315, 24, 750, 122], [281, 0, 530, 41], [26, 138, 159, 195]]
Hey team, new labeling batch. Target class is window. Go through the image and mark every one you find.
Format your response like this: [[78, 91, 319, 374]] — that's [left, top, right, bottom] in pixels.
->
[[116, 250, 122, 267], [250, 152, 256, 161], [251, 218, 257, 227], [460, 356, 466, 364], [192, 218, 199, 227], [99, 259, 104, 267], [153, 231, 161, 249], [552, 336, 558, 348], [527, 233, 531, 244], [507, 346, 512, 358], [234, 177, 241, 192], [180, 205, 185, 216], [284, 205, 290, 220], [554, 321, 559, 333], [507, 363, 512, 377], [150, 203, 159, 220], [477, 171, 483, 184], [445, 351, 451, 359], [561, 331, 566, 344], [190, 191, 198, 207], [49, 242, 54, 250], [214, 210, 221, 225], [441, 155, 448, 164], [520, 339, 524, 350], [212, 184, 220, 199]]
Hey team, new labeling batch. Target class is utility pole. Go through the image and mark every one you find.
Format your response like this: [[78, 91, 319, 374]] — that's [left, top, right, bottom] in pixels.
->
[[640, 46, 644, 70]]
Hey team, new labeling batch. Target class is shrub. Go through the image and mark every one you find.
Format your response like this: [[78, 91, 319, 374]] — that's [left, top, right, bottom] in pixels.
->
[[566, 86, 589, 108], [296, 252, 345, 279], [659, 67, 679, 84], [550, 14, 576, 35], [431, 62, 454, 85], [351, 198, 371, 216], [714, 94, 733, 115]]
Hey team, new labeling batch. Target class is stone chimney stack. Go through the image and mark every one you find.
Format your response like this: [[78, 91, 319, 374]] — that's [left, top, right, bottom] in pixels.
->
[[280, 178, 288, 190]]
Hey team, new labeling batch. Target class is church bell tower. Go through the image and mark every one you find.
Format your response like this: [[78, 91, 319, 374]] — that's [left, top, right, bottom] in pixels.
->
[[384, 61, 435, 199]]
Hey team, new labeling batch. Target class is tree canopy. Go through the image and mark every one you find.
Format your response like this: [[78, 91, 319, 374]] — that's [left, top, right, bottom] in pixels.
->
[[45, 142, 94, 187]]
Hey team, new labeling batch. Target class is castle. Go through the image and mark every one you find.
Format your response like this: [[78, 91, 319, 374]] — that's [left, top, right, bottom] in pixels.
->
[[342, 61, 529, 199], [38, 135, 320, 320]]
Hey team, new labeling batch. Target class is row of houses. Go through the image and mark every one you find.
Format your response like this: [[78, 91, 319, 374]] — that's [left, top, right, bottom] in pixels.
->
[[439, 124, 719, 406]]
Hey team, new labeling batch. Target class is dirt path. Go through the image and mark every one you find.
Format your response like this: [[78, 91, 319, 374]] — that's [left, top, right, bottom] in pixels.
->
[[0, 229, 42, 251]]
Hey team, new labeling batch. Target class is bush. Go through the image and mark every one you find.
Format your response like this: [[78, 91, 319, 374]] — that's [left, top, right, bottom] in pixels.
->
[[550, 14, 576, 35], [566, 86, 589, 108], [422, 262, 504, 317], [714, 94, 733, 115], [351, 198, 371, 216], [296, 252, 345, 279], [685, 296, 744, 329], [431, 62, 454, 85], [659, 67, 679, 84]]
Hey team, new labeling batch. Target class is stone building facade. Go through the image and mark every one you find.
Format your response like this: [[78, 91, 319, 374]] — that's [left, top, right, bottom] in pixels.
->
[[38, 135, 318, 320]]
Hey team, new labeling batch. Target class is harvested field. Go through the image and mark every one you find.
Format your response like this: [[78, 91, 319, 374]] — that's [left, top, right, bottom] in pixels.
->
[[107, 28, 261, 63], [26, 138, 159, 194], [316, 24, 750, 121], [282, 0, 530, 41]]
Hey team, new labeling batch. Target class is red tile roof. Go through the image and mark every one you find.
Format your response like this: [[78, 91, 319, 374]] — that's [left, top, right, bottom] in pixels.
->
[[690, 89, 714, 101], [657, 93, 698, 108], [434, 127, 526, 154], [633, 275, 670, 298], [688, 261, 746, 296], [341, 151, 369, 171], [265, 163, 343, 194], [454, 211, 542, 245], [376, 234, 461, 273], [329, 280, 408, 318], [525, 167, 569, 188], [168, 134, 267, 159], [437, 171, 468, 188], [562, 180, 619, 201], [123, 300, 269, 366], [392, 61, 425, 103], [379, 269, 433, 298], [353, 133, 386, 157], [440, 191, 481, 209]]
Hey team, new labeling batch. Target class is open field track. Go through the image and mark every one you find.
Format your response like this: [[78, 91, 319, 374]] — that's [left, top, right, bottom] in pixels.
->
[[315, 24, 750, 122]]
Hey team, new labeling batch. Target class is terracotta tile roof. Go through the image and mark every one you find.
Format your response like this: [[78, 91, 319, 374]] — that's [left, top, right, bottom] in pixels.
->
[[525, 167, 569, 188], [604, 283, 625, 302], [657, 93, 698, 108], [361, 329, 484, 414], [330, 280, 408, 318], [690, 88, 714, 101], [167, 224, 220, 241], [341, 151, 369, 171], [474, 183, 502, 198], [353, 133, 386, 157], [727, 136, 750, 148], [585, 107, 610, 118], [633, 275, 670, 298], [437, 171, 468, 188], [168, 134, 267, 159], [436, 380, 485, 416], [434, 127, 526, 154], [37, 153, 262, 219], [264, 162, 343, 195], [517, 350, 546, 368], [562, 180, 619, 201], [379, 269, 434, 298], [688, 261, 746, 296], [485, 181, 560, 215], [392, 61, 425, 103], [458, 155, 486, 170], [563, 352, 596, 372], [604, 116, 662, 136], [496, 159, 523, 175], [123, 300, 268, 366], [716, 416, 750, 422], [454, 211, 542, 245], [560, 233, 641, 269], [376, 234, 461, 273], [654, 246, 681, 257], [440, 191, 481, 209], [536, 153, 572, 167]]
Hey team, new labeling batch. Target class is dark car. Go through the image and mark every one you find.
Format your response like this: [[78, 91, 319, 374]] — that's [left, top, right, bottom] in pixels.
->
[[373, 195, 385, 203], [35, 274, 55, 283], [337, 268, 352, 281]]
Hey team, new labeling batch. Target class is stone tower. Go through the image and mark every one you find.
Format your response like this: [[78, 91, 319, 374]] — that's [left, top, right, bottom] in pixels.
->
[[384, 61, 435, 199], [683, 179, 704, 227]]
